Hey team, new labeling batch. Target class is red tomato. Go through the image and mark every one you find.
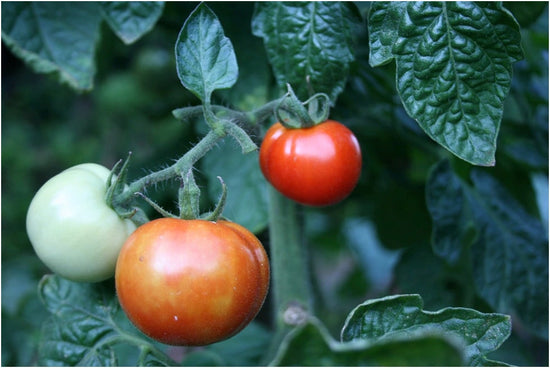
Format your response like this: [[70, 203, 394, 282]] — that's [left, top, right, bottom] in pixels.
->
[[115, 218, 269, 346], [259, 120, 362, 206]]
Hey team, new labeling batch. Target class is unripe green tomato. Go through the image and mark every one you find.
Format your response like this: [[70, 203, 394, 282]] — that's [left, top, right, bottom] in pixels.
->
[[26, 163, 137, 282]]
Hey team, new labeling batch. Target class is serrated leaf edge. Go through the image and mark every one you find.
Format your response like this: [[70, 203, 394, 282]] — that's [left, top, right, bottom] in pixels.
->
[[341, 293, 512, 366]]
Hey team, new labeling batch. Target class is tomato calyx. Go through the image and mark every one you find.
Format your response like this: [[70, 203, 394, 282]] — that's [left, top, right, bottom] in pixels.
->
[[178, 170, 229, 222], [275, 84, 331, 129], [177, 170, 200, 220], [199, 176, 228, 222], [105, 153, 132, 209], [104, 153, 149, 225], [135, 170, 229, 222], [106, 149, 231, 223]]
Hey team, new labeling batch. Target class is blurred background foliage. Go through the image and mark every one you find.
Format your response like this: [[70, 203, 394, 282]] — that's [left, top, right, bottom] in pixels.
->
[[2, 2, 548, 366]]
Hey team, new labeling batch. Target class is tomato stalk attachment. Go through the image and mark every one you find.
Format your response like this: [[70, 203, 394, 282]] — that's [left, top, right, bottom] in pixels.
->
[[275, 84, 315, 128], [275, 84, 332, 129], [179, 170, 201, 220]]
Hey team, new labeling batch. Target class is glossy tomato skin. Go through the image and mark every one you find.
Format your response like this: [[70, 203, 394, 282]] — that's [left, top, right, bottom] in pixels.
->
[[26, 163, 137, 282], [115, 218, 269, 346], [259, 120, 362, 206]]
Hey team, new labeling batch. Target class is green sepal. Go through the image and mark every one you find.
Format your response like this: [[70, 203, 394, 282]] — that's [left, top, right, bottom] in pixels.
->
[[135, 192, 177, 219], [275, 84, 332, 129], [203, 176, 228, 222], [105, 153, 136, 218]]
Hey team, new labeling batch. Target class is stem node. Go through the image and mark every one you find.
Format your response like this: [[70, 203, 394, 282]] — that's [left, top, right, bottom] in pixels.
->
[[283, 302, 309, 326]]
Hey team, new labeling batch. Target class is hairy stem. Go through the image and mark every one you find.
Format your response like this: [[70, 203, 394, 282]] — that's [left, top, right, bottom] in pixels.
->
[[246, 97, 286, 125], [114, 129, 222, 208], [116, 95, 291, 211]]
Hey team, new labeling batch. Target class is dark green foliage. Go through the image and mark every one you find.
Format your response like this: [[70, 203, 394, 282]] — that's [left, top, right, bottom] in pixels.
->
[[2, 1, 547, 366]]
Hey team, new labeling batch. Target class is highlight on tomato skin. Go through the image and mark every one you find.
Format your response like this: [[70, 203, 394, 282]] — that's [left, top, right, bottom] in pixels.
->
[[259, 120, 362, 206], [115, 217, 270, 346]]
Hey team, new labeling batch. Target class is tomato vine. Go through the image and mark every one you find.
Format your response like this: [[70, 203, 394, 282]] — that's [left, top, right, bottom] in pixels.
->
[[6, 1, 547, 366]]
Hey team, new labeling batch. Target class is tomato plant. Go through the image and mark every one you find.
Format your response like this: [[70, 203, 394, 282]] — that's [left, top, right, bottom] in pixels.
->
[[115, 218, 269, 346], [26, 163, 137, 283], [2, 2, 548, 367], [260, 120, 362, 206]]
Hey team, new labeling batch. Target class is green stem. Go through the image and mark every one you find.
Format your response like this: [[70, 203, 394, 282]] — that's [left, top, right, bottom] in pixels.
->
[[264, 186, 313, 364], [114, 95, 289, 217], [173, 97, 287, 134], [247, 97, 286, 125], [114, 130, 222, 208], [173, 105, 243, 122], [222, 119, 258, 153], [101, 326, 178, 366]]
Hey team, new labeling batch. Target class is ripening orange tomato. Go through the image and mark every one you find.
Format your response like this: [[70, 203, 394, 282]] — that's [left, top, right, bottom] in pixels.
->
[[115, 218, 269, 346]]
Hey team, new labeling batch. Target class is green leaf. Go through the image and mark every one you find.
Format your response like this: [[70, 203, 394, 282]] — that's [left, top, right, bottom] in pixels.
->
[[175, 3, 238, 101], [40, 318, 117, 366], [468, 168, 549, 340], [426, 160, 549, 339], [341, 294, 512, 366], [425, 161, 478, 264], [1, 1, 163, 92], [270, 318, 464, 366], [501, 13, 548, 169], [368, 2, 524, 166], [252, 2, 363, 103], [367, 2, 407, 67], [202, 138, 268, 233], [100, 2, 164, 44], [37, 275, 172, 366], [37, 276, 120, 366], [1, 2, 103, 91]]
